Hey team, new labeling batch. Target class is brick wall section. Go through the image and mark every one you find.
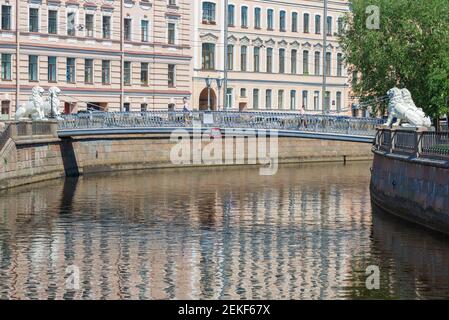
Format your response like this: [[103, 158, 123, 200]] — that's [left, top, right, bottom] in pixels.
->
[[1, 135, 373, 190], [371, 152, 449, 234]]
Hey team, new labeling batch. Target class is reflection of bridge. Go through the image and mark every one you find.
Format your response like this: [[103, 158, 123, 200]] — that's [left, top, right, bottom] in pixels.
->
[[58, 111, 383, 143]]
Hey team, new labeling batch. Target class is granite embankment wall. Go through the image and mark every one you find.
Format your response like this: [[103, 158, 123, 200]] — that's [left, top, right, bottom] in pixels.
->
[[370, 128, 449, 234], [0, 124, 373, 190]]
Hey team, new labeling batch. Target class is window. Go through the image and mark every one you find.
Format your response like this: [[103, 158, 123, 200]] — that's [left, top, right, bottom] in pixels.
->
[[141, 62, 149, 85], [29, 55, 38, 81], [327, 16, 333, 35], [240, 45, 247, 71], [336, 92, 342, 112], [337, 53, 343, 76], [314, 51, 320, 75], [124, 61, 131, 85], [1, 5, 11, 30], [279, 48, 285, 74], [29, 8, 39, 32], [202, 43, 215, 70], [254, 8, 261, 29], [240, 88, 247, 97], [315, 15, 321, 34], [1, 53, 11, 80], [266, 89, 272, 109], [292, 12, 298, 32], [48, 56, 57, 82], [266, 48, 273, 73], [84, 59, 93, 83], [67, 12, 76, 36], [290, 90, 296, 110], [227, 44, 234, 70], [141, 20, 149, 42], [124, 18, 131, 41], [124, 103, 130, 112], [267, 9, 274, 30], [241, 6, 248, 28], [102, 16, 111, 39], [279, 11, 286, 31], [303, 13, 309, 33], [101, 60, 110, 84], [85, 14, 94, 37], [352, 71, 358, 86], [337, 17, 344, 35], [141, 103, 148, 112], [291, 49, 297, 74], [228, 4, 235, 26], [66, 58, 75, 83], [202, 2, 216, 23], [48, 10, 58, 34], [168, 0, 177, 5], [325, 52, 331, 76], [314, 91, 320, 110], [253, 89, 259, 109], [324, 91, 331, 111], [302, 91, 308, 110], [253, 47, 260, 72], [168, 23, 176, 44], [278, 90, 284, 109], [1, 101, 9, 116], [303, 50, 309, 74], [168, 64, 175, 87], [226, 88, 233, 109]]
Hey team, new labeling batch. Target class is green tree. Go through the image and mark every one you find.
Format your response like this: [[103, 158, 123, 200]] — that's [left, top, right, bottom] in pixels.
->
[[340, 0, 449, 119]]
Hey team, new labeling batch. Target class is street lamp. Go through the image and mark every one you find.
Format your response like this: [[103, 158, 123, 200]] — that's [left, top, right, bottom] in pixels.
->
[[205, 76, 212, 111], [216, 78, 223, 110]]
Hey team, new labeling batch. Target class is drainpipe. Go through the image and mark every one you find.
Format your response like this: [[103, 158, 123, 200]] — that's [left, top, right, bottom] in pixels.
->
[[223, 0, 229, 110], [15, 0, 20, 116], [120, 0, 124, 112], [322, 0, 328, 114]]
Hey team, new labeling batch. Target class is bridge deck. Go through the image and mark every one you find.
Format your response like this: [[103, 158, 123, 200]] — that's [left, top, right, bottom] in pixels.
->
[[57, 111, 382, 143]]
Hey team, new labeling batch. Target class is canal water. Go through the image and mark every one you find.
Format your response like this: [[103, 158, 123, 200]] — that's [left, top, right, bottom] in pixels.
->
[[1, 162, 449, 299]]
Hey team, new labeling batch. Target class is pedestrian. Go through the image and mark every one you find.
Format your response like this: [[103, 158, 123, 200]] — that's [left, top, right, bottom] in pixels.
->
[[182, 97, 190, 112]]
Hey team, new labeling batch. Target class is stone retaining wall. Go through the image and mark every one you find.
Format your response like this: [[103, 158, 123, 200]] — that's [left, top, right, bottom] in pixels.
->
[[1, 133, 373, 190], [371, 150, 449, 234]]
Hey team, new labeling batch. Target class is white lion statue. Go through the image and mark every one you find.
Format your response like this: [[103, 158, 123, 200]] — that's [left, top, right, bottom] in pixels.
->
[[14, 86, 46, 120], [384, 87, 432, 128], [43, 86, 62, 119]]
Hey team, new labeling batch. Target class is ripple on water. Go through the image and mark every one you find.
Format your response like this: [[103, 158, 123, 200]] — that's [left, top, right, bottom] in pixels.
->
[[1, 162, 449, 299]]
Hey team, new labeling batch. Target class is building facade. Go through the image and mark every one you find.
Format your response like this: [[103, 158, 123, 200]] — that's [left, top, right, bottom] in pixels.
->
[[0, 0, 192, 119], [193, 0, 351, 113]]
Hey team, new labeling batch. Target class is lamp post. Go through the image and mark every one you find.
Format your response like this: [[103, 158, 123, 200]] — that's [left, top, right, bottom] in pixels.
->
[[216, 78, 223, 110], [205, 76, 212, 111]]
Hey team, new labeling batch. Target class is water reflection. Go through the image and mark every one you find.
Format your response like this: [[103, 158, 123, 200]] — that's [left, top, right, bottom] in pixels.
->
[[0, 162, 449, 299]]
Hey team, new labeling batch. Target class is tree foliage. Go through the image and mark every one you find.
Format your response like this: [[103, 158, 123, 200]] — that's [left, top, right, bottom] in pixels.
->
[[340, 0, 449, 118]]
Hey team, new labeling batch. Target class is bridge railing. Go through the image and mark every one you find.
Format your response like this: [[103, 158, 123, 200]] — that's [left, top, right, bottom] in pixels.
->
[[374, 128, 449, 160], [58, 111, 383, 136]]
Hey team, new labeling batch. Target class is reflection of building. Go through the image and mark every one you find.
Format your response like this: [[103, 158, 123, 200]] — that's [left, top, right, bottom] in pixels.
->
[[0, 163, 376, 299], [0, 0, 192, 118], [193, 0, 351, 113]]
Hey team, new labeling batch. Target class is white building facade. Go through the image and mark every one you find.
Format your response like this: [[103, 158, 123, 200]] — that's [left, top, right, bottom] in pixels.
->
[[192, 0, 352, 114]]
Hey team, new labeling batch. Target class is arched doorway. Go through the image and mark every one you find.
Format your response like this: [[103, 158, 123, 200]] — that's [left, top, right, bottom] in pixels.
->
[[199, 87, 217, 111]]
